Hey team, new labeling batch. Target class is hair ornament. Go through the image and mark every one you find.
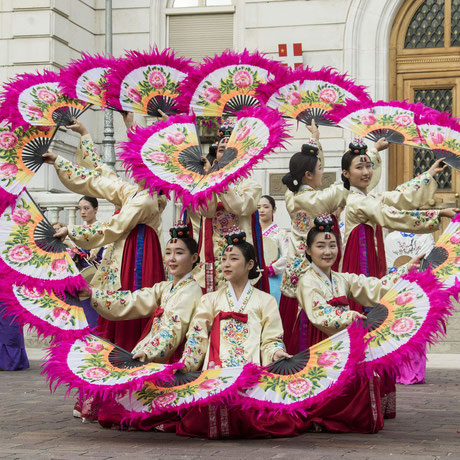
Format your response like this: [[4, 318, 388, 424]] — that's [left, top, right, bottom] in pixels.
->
[[169, 221, 190, 241], [301, 138, 320, 156], [217, 119, 236, 141], [348, 137, 368, 157], [293, 179, 298, 186], [224, 227, 246, 249], [314, 214, 335, 239]]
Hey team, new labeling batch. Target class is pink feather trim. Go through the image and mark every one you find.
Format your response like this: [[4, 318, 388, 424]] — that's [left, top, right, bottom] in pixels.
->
[[0, 284, 92, 341], [118, 105, 289, 211], [176, 49, 290, 113], [361, 269, 455, 378], [105, 47, 194, 111], [416, 107, 460, 133], [256, 66, 371, 105], [0, 187, 22, 215], [235, 323, 366, 417], [0, 70, 60, 130], [59, 52, 115, 101], [41, 336, 185, 401], [327, 99, 430, 125]]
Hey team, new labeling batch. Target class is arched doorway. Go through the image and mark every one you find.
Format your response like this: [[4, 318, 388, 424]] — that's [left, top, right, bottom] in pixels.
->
[[390, 0, 460, 215]]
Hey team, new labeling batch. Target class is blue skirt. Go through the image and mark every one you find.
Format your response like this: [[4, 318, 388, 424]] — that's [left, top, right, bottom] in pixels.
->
[[0, 308, 29, 371], [268, 274, 282, 306]]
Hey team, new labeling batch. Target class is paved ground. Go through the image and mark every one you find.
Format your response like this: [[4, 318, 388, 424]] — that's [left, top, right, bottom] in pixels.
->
[[1, 358, 459, 460]]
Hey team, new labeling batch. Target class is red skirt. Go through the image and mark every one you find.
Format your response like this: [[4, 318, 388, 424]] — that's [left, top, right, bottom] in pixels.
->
[[291, 309, 327, 352], [279, 294, 299, 355], [176, 374, 384, 438], [96, 224, 165, 351]]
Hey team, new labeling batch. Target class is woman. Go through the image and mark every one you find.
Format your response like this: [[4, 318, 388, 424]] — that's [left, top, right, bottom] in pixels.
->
[[279, 132, 386, 354], [189, 121, 266, 293], [176, 229, 290, 437], [0, 306, 29, 371], [74, 195, 104, 328], [257, 195, 289, 304], [78, 224, 202, 430]]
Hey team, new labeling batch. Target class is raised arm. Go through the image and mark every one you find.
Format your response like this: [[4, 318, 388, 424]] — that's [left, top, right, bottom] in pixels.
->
[[219, 179, 262, 217]]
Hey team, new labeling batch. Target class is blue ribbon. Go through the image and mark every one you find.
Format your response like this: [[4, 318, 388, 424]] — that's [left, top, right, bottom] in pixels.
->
[[134, 224, 145, 290]]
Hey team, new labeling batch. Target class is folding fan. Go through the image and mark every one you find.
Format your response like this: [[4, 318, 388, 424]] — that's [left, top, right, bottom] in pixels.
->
[[0, 123, 58, 213], [256, 66, 371, 126], [119, 105, 288, 210], [419, 214, 460, 287], [416, 110, 460, 170], [98, 363, 261, 426], [361, 270, 454, 375], [42, 334, 185, 399], [0, 191, 86, 295], [328, 100, 427, 146], [0, 283, 89, 340], [0, 70, 89, 129], [59, 53, 115, 108], [105, 48, 193, 117], [176, 49, 289, 116], [238, 324, 365, 413]]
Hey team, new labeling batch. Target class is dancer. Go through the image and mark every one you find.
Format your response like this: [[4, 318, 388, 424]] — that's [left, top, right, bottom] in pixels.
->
[[0, 307, 29, 371], [278, 127, 386, 353], [257, 195, 289, 304]]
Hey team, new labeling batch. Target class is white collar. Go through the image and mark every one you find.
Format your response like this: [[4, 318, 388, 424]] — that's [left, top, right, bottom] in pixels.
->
[[311, 262, 333, 284], [299, 184, 314, 192], [171, 271, 193, 288], [262, 223, 278, 236], [228, 280, 252, 308], [350, 186, 367, 196]]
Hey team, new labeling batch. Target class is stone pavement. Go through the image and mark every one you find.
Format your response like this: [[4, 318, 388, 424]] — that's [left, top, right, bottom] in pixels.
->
[[0, 359, 459, 460]]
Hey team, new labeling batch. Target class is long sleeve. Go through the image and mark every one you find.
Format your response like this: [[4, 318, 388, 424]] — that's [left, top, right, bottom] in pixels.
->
[[271, 229, 289, 276], [90, 283, 165, 320], [219, 179, 262, 216], [259, 294, 285, 365], [67, 192, 160, 249], [54, 155, 131, 207], [180, 294, 215, 372], [380, 172, 437, 210]]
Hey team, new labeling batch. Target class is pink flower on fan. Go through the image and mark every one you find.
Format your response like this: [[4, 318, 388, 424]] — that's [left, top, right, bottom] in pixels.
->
[[9, 244, 33, 263], [176, 173, 194, 185], [37, 89, 57, 104], [199, 378, 223, 392], [242, 147, 260, 159], [209, 170, 225, 183], [26, 106, 43, 119], [285, 378, 311, 397], [235, 126, 251, 141], [130, 368, 151, 377], [84, 343, 104, 354], [148, 152, 170, 164], [50, 258, 68, 274], [148, 70, 167, 89], [0, 163, 18, 179], [318, 88, 339, 104], [395, 291, 415, 305], [51, 307, 71, 321], [0, 132, 18, 150], [428, 131, 444, 145], [317, 350, 340, 367], [450, 232, 460, 244], [84, 367, 110, 380], [21, 286, 44, 299], [390, 317, 415, 335], [126, 87, 142, 103], [411, 136, 426, 144], [360, 113, 378, 125], [285, 90, 302, 106], [203, 86, 221, 103], [166, 131, 186, 145], [393, 114, 413, 127], [84, 81, 101, 96], [233, 70, 253, 88], [11, 209, 31, 225], [152, 392, 177, 408]]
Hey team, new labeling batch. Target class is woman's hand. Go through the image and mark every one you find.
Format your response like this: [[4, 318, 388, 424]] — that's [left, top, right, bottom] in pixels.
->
[[87, 248, 98, 263], [121, 111, 134, 131], [157, 109, 169, 122], [375, 137, 389, 151], [132, 351, 147, 363], [428, 158, 447, 176], [78, 287, 92, 298], [439, 207, 460, 218], [201, 155, 215, 174], [306, 119, 320, 141], [408, 253, 425, 271], [53, 226, 68, 240], [66, 118, 88, 136], [43, 151, 57, 164], [353, 311, 367, 321], [273, 349, 293, 361]]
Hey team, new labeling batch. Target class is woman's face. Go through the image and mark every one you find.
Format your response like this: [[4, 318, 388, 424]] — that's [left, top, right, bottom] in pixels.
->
[[306, 232, 338, 272], [305, 158, 323, 189], [257, 197, 275, 224], [164, 239, 197, 279], [216, 137, 229, 162], [78, 199, 97, 224], [343, 155, 373, 190], [222, 246, 254, 283]]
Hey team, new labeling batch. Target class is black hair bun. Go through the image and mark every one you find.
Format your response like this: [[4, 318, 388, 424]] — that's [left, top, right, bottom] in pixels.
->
[[225, 227, 246, 246], [169, 223, 190, 239], [348, 137, 368, 155], [314, 214, 335, 233], [301, 139, 320, 155]]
